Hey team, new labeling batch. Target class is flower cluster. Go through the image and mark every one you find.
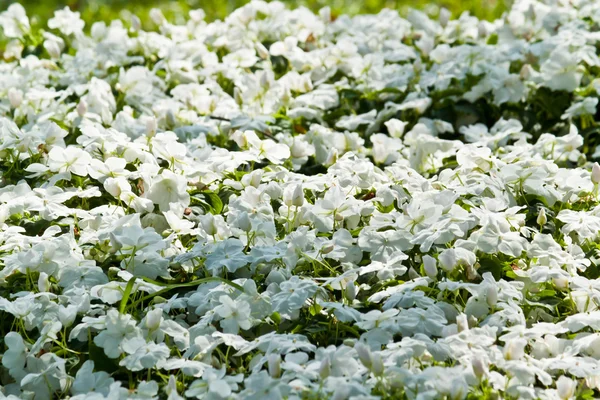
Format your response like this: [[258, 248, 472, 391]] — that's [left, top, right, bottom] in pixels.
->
[[1, 0, 600, 399]]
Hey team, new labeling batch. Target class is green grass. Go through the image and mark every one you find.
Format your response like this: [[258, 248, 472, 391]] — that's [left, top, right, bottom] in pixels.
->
[[2, 0, 508, 27]]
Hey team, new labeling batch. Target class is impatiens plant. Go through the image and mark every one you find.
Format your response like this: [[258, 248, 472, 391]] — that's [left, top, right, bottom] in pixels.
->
[[3, 0, 600, 399]]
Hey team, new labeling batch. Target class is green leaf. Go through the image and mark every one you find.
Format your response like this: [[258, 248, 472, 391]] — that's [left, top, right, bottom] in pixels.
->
[[88, 342, 119, 373], [309, 302, 322, 316], [130, 277, 245, 309], [202, 191, 224, 214], [537, 289, 557, 298], [119, 277, 136, 314], [270, 312, 281, 324], [478, 257, 504, 280]]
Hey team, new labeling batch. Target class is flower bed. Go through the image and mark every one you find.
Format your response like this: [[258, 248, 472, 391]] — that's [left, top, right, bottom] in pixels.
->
[[1, 1, 600, 399]]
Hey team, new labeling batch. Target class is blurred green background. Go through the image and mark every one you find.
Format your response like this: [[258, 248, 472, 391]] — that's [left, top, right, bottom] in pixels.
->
[[0, 0, 508, 26]]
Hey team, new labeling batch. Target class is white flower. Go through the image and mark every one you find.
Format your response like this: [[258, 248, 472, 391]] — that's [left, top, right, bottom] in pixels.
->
[[47, 146, 92, 176], [48, 7, 85, 35], [556, 376, 576, 400], [72, 361, 114, 396], [2, 332, 27, 381], [186, 367, 243, 399], [384, 118, 408, 138], [120, 342, 171, 371], [204, 238, 248, 274], [94, 310, 145, 358], [242, 131, 291, 165], [110, 223, 165, 255], [240, 371, 291, 399], [0, 4, 30, 38], [541, 48, 582, 92], [356, 309, 399, 330], [88, 157, 128, 183], [147, 170, 190, 212], [214, 295, 253, 334]]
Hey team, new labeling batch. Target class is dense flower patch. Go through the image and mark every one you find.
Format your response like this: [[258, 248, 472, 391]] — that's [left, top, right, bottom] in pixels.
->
[[2, 0, 600, 398]]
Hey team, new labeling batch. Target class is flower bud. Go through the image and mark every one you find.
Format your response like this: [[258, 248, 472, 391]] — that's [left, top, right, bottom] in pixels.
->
[[8, 88, 23, 109], [553, 276, 569, 291], [486, 286, 498, 307], [146, 117, 157, 138], [592, 162, 600, 184], [557, 376, 576, 400], [371, 353, 384, 376], [146, 308, 163, 331], [318, 357, 331, 379], [267, 354, 282, 378], [38, 272, 50, 292], [478, 21, 488, 38], [456, 313, 468, 333], [319, 6, 331, 23], [166, 109, 177, 128], [321, 243, 334, 254], [281, 87, 292, 104], [537, 207, 547, 227], [255, 42, 269, 59], [292, 184, 304, 207], [237, 212, 252, 232], [234, 87, 243, 106], [439, 8, 450, 28], [345, 281, 357, 302], [44, 40, 62, 59], [150, 8, 166, 25], [472, 356, 486, 380], [422, 255, 438, 279], [131, 15, 142, 31], [354, 342, 372, 369], [190, 9, 205, 23], [200, 214, 217, 236], [77, 99, 88, 117], [91, 22, 106, 40]]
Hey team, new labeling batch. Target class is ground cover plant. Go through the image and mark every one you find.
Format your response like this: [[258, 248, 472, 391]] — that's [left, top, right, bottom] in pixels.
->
[[1, 0, 600, 399]]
